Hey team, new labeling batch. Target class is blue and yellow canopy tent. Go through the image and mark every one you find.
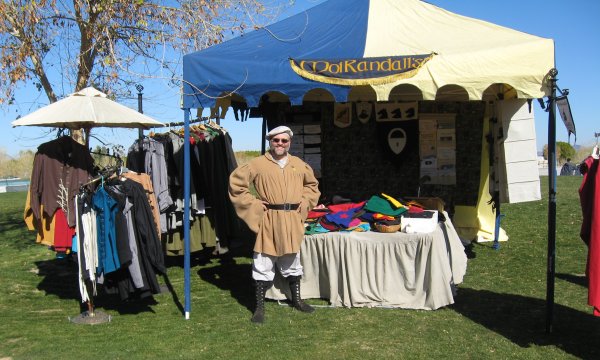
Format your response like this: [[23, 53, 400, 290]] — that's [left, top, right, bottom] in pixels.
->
[[180, 0, 561, 332]]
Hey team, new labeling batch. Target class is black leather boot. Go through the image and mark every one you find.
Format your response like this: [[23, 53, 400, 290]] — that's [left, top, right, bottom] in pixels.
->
[[251, 280, 271, 323], [288, 275, 314, 313]]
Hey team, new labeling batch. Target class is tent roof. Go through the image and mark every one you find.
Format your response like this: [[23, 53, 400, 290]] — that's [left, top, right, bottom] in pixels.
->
[[182, 0, 554, 108]]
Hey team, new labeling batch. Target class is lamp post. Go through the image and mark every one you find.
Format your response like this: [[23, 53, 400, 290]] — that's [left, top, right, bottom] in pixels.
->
[[136, 84, 144, 142]]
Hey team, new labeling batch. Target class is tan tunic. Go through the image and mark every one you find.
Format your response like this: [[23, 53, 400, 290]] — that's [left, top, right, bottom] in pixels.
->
[[229, 153, 320, 256], [122, 172, 161, 237]]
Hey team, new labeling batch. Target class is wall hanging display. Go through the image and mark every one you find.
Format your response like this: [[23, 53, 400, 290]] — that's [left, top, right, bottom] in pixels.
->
[[419, 114, 456, 185], [334, 103, 352, 128]]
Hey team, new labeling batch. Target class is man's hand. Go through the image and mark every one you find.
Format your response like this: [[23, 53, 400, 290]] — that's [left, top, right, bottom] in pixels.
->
[[261, 200, 269, 211]]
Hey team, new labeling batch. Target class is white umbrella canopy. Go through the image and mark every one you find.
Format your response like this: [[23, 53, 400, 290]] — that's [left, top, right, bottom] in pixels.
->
[[11, 87, 164, 129]]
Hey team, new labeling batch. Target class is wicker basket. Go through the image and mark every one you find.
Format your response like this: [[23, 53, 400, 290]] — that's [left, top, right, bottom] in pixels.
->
[[374, 222, 401, 233]]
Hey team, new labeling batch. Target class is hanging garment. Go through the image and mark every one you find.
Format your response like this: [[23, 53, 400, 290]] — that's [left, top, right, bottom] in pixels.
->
[[92, 186, 122, 276], [75, 192, 98, 303], [164, 210, 217, 256], [122, 196, 146, 289], [579, 155, 600, 316], [127, 138, 174, 233], [196, 129, 240, 246], [29, 136, 95, 227], [100, 179, 165, 300], [24, 190, 56, 246], [116, 179, 165, 275], [122, 172, 161, 237], [53, 208, 75, 252], [152, 133, 182, 211]]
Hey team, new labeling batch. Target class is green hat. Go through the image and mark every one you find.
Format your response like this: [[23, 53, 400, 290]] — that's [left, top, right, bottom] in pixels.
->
[[364, 195, 408, 216]]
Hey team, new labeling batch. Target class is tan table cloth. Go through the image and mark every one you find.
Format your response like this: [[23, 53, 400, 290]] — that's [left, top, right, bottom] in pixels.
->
[[266, 217, 467, 310]]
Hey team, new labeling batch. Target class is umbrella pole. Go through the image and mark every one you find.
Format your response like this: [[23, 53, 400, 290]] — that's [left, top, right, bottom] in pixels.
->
[[546, 68, 558, 334], [84, 128, 91, 149]]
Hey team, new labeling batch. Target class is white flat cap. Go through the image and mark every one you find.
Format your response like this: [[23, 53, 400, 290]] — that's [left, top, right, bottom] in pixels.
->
[[267, 125, 293, 139]]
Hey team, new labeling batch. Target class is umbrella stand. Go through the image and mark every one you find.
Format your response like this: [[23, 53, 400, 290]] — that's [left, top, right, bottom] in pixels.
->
[[69, 280, 112, 325]]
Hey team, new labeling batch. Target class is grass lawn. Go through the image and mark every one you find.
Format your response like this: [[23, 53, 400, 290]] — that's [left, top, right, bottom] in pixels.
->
[[1, 176, 598, 359]]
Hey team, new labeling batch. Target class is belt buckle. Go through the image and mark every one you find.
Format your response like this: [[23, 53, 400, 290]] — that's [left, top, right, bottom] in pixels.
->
[[283, 203, 291, 211]]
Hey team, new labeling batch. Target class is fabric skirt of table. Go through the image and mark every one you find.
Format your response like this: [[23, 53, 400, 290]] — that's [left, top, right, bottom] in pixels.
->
[[266, 219, 467, 310]]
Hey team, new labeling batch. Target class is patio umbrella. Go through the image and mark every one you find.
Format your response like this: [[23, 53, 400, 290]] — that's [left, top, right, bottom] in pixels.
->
[[11, 87, 164, 129]]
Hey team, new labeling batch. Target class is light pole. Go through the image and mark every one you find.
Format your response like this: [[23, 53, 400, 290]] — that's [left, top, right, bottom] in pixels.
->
[[136, 84, 144, 142]]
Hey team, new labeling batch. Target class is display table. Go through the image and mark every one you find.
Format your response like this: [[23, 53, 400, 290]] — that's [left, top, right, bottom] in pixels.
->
[[266, 217, 468, 310]]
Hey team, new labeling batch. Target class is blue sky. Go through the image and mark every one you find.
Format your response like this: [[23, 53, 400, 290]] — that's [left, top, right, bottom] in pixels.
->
[[2, 0, 598, 156]]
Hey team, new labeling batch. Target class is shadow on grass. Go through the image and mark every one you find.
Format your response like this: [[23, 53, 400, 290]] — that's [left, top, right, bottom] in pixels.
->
[[195, 232, 255, 312], [95, 293, 159, 315], [452, 287, 600, 359], [197, 260, 254, 312], [556, 272, 587, 288], [34, 257, 167, 315], [0, 213, 37, 251], [35, 257, 81, 300], [0, 215, 26, 233]]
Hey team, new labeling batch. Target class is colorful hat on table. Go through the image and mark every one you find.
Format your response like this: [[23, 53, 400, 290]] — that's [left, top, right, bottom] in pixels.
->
[[364, 193, 408, 216]]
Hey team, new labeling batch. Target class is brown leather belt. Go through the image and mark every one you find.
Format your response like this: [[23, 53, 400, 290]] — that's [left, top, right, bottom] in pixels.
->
[[266, 203, 300, 211]]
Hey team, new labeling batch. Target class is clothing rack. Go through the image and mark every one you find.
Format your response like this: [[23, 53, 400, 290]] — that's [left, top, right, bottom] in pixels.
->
[[90, 150, 122, 159], [80, 162, 124, 191], [163, 116, 210, 128]]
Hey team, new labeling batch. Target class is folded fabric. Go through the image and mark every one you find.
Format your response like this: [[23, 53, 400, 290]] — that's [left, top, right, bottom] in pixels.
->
[[372, 213, 396, 221], [341, 222, 371, 232], [359, 211, 376, 222], [403, 211, 436, 219], [408, 205, 424, 213], [375, 217, 402, 226], [327, 201, 366, 213], [319, 217, 340, 231], [305, 222, 330, 235], [307, 209, 330, 219], [325, 207, 362, 228]]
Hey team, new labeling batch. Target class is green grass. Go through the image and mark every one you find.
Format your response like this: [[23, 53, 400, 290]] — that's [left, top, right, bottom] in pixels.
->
[[1, 176, 598, 359]]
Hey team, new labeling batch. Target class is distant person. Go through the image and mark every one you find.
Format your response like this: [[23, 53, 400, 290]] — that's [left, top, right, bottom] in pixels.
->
[[560, 158, 577, 176], [228, 126, 321, 324]]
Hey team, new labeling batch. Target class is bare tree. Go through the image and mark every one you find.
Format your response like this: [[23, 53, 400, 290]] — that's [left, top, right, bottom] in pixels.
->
[[0, 0, 284, 142]]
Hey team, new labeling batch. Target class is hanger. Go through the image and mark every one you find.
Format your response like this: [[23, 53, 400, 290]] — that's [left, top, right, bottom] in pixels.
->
[[207, 118, 220, 129]]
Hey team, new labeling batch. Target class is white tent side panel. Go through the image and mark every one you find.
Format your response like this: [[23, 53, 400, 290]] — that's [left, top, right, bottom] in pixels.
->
[[497, 99, 541, 203]]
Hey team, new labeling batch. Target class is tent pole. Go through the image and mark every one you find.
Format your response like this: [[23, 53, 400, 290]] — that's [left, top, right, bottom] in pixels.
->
[[546, 68, 558, 334], [183, 108, 191, 320]]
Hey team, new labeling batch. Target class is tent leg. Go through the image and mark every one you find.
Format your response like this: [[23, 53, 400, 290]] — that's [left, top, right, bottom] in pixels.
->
[[492, 206, 505, 250]]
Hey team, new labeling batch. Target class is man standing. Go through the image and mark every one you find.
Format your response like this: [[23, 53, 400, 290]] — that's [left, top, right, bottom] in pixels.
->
[[560, 158, 577, 176], [229, 126, 321, 323]]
